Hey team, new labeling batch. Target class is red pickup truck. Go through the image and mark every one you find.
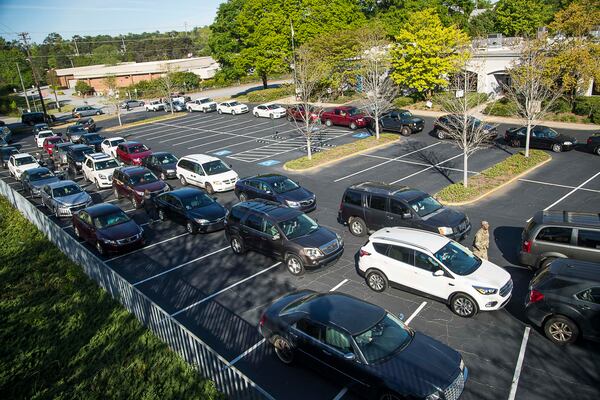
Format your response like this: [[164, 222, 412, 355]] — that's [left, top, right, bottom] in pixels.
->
[[320, 106, 371, 130]]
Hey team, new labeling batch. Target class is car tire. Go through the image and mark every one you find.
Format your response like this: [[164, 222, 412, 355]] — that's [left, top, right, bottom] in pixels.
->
[[96, 241, 105, 255], [539, 257, 557, 270], [349, 122, 357, 130], [544, 316, 579, 345], [270, 114, 274, 119], [186, 220, 198, 234], [74, 225, 81, 238], [436, 129, 445, 140], [273, 336, 294, 365], [203, 108, 207, 113], [510, 139, 520, 147], [239, 192, 248, 202], [552, 143, 562, 153], [113, 187, 120, 199], [160, 172, 167, 181], [218, 109, 222, 114], [187, 108, 192, 113], [286, 254, 305, 276], [230, 236, 245, 254], [325, 119, 333, 127], [205, 183, 214, 194], [287, 115, 293, 122], [232, 110, 236, 116], [366, 270, 388, 292], [254, 112, 259, 118], [132, 197, 142, 209], [594, 146, 600, 156], [95, 179, 101, 191], [180, 175, 187, 186], [450, 293, 478, 318], [96, 111, 101, 115], [400, 126, 411, 136], [349, 217, 367, 237], [158, 209, 166, 221]]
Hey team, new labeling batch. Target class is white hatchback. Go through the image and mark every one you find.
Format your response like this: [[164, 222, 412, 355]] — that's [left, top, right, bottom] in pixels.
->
[[358, 227, 513, 318], [100, 136, 126, 158], [253, 103, 287, 119], [8, 153, 40, 179], [176, 154, 238, 194]]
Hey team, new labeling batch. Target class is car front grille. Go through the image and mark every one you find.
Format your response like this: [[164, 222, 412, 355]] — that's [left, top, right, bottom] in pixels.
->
[[500, 279, 513, 297], [223, 178, 237, 184], [300, 198, 314, 206], [320, 239, 340, 255], [444, 372, 465, 400], [117, 233, 141, 245], [456, 218, 469, 233]]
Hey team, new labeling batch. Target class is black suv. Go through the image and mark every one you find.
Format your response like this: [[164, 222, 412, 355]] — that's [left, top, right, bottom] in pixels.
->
[[338, 182, 470, 240], [526, 258, 600, 345], [225, 200, 343, 275], [66, 144, 94, 174], [520, 211, 600, 270], [377, 109, 424, 136], [22, 112, 52, 126]]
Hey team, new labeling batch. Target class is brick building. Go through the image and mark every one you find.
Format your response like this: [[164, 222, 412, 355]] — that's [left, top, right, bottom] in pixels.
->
[[54, 57, 220, 92]]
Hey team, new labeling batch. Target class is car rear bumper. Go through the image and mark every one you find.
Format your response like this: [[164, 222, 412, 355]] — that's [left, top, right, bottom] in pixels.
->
[[524, 302, 547, 328]]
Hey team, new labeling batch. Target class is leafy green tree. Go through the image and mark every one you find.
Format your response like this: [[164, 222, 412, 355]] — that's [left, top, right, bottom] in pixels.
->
[[495, 0, 552, 36], [209, 0, 247, 81], [390, 9, 470, 98], [91, 44, 120, 65], [0, 47, 33, 90], [170, 71, 200, 91], [467, 9, 497, 37], [75, 80, 94, 95]]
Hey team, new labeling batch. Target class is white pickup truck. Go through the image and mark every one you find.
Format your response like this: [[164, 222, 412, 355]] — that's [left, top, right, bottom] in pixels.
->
[[186, 97, 218, 113]]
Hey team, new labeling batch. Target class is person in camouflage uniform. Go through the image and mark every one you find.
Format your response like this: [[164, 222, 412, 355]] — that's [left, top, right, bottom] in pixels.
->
[[472, 221, 490, 260]]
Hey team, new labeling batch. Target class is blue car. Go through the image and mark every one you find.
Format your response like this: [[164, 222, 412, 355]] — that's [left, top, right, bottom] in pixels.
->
[[234, 174, 316, 212]]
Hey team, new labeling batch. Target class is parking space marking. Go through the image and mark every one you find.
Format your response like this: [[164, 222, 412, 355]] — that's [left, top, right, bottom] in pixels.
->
[[404, 301, 427, 325], [190, 126, 298, 150], [223, 339, 267, 370], [134, 116, 227, 140], [329, 279, 349, 292], [390, 153, 463, 184], [133, 246, 229, 286], [170, 262, 282, 317], [542, 171, 600, 211], [518, 178, 600, 194], [333, 142, 441, 182], [332, 387, 348, 400], [105, 232, 189, 262], [508, 326, 530, 400], [159, 119, 281, 146], [363, 154, 479, 175]]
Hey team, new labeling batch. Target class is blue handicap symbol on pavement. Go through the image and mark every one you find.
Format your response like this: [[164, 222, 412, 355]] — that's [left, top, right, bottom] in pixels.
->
[[353, 132, 370, 139], [213, 150, 232, 156], [257, 160, 281, 166]]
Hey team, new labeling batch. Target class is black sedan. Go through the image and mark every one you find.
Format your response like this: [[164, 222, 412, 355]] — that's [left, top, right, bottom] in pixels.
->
[[234, 174, 316, 212], [20, 167, 60, 197], [80, 133, 105, 151], [259, 290, 467, 400], [141, 151, 179, 180], [154, 187, 228, 234], [74, 117, 97, 132], [65, 125, 89, 143], [505, 125, 577, 152], [377, 109, 424, 136], [586, 133, 600, 155], [433, 114, 497, 141]]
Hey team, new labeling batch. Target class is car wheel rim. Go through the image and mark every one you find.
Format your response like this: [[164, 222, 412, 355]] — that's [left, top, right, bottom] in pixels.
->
[[287, 258, 302, 274], [553, 144, 561, 152], [159, 210, 165, 221], [437, 131, 444, 139], [187, 222, 194, 233], [180, 177, 186, 185], [454, 297, 474, 316], [74, 227, 80, 237], [274, 338, 293, 363], [240, 194, 247, 202], [96, 242, 104, 254], [368, 274, 384, 291], [351, 221, 363, 235], [161, 173, 166, 180], [549, 322, 572, 342], [232, 238, 241, 253]]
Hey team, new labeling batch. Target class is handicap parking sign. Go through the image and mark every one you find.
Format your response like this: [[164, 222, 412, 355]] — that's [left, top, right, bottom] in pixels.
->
[[257, 160, 281, 166], [213, 150, 232, 156], [353, 132, 370, 139]]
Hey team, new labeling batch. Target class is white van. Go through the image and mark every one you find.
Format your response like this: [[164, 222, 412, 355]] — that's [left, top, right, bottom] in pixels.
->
[[176, 154, 238, 194]]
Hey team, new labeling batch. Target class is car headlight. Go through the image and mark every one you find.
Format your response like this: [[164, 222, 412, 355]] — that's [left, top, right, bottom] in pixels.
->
[[460, 358, 465, 371], [425, 392, 441, 400], [195, 218, 210, 225], [135, 190, 144, 196], [104, 239, 118, 245], [286, 200, 300, 207], [473, 286, 498, 295], [438, 226, 453, 235], [167, 169, 175, 173], [563, 141, 572, 146], [98, 174, 107, 179], [133, 158, 141, 163], [303, 248, 323, 258]]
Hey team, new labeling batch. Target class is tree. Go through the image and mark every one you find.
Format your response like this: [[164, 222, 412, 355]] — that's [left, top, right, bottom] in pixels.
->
[[503, 40, 563, 157], [495, 0, 552, 36], [170, 72, 200, 92], [103, 75, 123, 126], [467, 9, 497, 37], [390, 9, 470, 99], [75, 80, 94, 95], [158, 65, 180, 114], [209, 0, 247, 81]]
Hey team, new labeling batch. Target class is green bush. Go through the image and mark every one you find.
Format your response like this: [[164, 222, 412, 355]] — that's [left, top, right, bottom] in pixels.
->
[[393, 96, 416, 108], [75, 80, 94, 95], [573, 96, 600, 123], [246, 85, 294, 103], [484, 97, 518, 116], [547, 98, 572, 114]]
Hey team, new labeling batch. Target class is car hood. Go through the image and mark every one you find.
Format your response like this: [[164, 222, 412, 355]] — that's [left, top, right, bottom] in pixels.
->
[[98, 220, 141, 240], [56, 191, 91, 206], [421, 207, 465, 229], [556, 133, 577, 143], [278, 187, 314, 202], [188, 202, 227, 221], [18, 163, 40, 171], [290, 226, 337, 248], [31, 176, 60, 189], [86, 139, 103, 145], [370, 333, 461, 398], [134, 180, 167, 193], [233, 104, 248, 110], [157, 162, 177, 171], [409, 117, 424, 124], [464, 259, 511, 289], [209, 170, 238, 181]]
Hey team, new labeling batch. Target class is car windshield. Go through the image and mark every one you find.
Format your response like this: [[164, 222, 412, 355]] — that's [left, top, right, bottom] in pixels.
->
[[95, 159, 119, 170], [129, 144, 149, 153], [53, 184, 82, 197], [129, 172, 158, 185], [407, 196, 443, 217], [181, 193, 214, 210], [202, 160, 230, 175], [84, 134, 102, 141], [353, 313, 413, 364], [200, 98, 212, 104], [271, 178, 299, 193], [155, 153, 178, 164], [94, 210, 130, 228], [278, 214, 319, 240], [110, 138, 125, 146], [40, 132, 53, 138], [229, 101, 240, 106], [29, 170, 53, 181], [434, 241, 481, 276], [68, 126, 86, 133], [399, 111, 413, 119], [15, 156, 36, 166]]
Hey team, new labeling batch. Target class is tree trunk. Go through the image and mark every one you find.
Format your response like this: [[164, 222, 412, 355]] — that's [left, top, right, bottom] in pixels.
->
[[169, 99, 174, 115], [375, 115, 380, 140], [261, 74, 268, 89], [306, 136, 312, 160], [117, 107, 122, 126], [463, 151, 468, 188], [525, 119, 532, 157]]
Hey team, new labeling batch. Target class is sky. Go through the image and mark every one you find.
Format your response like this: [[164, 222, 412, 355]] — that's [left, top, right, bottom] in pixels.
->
[[0, 0, 226, 43]]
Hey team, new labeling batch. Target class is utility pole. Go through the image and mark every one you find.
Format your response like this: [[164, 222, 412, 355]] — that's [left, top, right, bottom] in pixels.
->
[[73, 38, 79, 56], [19, 32, 48, 118], [121, 37, 127, 53], [16, 62, 31, 111], [48, 69, 61, 112], [290, 19, 298, 99]]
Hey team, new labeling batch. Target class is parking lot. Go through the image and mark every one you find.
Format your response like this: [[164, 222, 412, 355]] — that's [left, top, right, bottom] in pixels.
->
[[3, 109, 599, 400]]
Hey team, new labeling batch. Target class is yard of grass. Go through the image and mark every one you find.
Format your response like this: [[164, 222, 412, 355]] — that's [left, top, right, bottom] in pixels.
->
[[435, 149, 551, 204], [284, 133, 399, 171], [0, 196, 221, 400]]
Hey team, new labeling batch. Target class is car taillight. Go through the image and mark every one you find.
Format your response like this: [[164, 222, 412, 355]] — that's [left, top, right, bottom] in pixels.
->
[[529, 289, 544, 303], [522, 240, 532, 253], [259, 314, 267, 328], [588, 138, 592, 145], [359, 249, 371, 257], [504, 132, 509, 141]]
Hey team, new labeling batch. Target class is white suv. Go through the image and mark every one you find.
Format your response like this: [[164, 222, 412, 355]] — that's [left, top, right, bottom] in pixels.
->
[[82, 153, 120, 189], [176, 154, 238, 194], [358, 227, 513, 318], [8, 153, 40, 179]]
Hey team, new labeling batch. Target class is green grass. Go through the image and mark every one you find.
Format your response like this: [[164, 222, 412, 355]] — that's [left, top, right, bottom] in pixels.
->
[[435, 150, 550, 203], [284, 133, 399, 170], [0, 196, 222, 400]]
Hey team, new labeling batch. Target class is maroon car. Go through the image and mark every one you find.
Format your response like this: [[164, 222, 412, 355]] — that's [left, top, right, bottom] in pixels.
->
[[116, 141, 152, 165], [320, 106, 371, 130], [112, 166, 169, 208], [286, 104, 321, 122], [72, 203, 144, 255]]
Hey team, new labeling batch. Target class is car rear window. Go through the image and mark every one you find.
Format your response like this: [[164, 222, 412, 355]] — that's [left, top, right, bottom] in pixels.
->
[[577, 229, 600, 249], [536, 227, 572, 244], [343, 190, 362, 206]]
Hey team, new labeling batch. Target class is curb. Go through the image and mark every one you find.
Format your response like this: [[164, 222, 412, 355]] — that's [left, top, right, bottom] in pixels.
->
[[283, 137, 401, 173], [103, 113, 186, 132], [436, 155, 553, 206]]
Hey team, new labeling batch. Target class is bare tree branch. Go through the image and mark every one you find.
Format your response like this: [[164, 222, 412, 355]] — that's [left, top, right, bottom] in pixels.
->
[[103, 75, 122, 126], [159, 64, 180, 114]]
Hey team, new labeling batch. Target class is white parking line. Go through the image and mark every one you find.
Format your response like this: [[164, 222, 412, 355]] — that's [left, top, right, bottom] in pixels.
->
[[519, 178, 600, 194], [542, 171, 600, 211], [363, 154, 480, 175], [404, 301, 427, 325], [170, 262, 282, 317], [332, 387, 348, 400], [223, 339, 267, 370], [508, 326, 531, 400], [333, 142, 441, 182], [330, 279, 349, 292], [390, 153, 463, 184], [133, 246, 229, 286], [105, 232, 189, 262], [189, 125, 296, 150]]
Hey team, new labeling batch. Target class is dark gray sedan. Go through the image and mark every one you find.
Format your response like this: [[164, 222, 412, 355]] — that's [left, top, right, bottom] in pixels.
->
[[40, 180, 92, 218]]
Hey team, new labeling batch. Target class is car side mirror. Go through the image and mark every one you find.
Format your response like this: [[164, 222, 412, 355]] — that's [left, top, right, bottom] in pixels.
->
[[344, 353, 356, 361], [402, 212, 412, 219], [397, 313, 405, 321], [272, 233, 281, 241], [433, 269, 444, 277]]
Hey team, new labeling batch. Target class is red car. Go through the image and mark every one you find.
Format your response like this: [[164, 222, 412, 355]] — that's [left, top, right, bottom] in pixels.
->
[[320, 106, 371, 130], [116, 141, 152, 165], [112, 166, 169, 209], [43, 136, 65, 156], [286, 104, 321, 122]]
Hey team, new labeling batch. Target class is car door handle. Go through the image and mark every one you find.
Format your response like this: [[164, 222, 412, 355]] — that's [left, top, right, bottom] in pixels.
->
[[448, 283, 455, 286], [578, 305, 591, 310]]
